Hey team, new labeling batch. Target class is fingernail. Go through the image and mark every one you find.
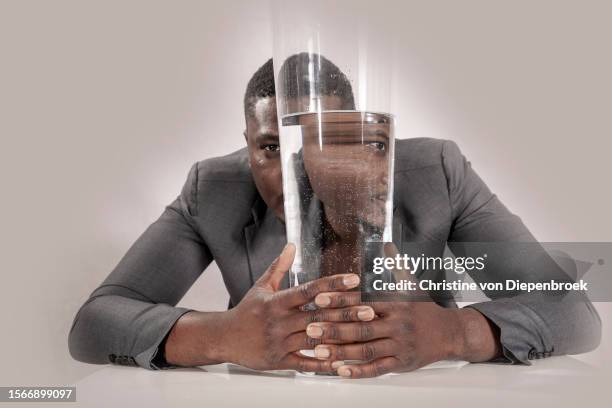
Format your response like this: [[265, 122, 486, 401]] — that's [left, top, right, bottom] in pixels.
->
[[314, 346, 330, 359], [357, 306, 375, 321], [331, 361, 345, 369], [337, 366, 352, 377], [315, 294, 331, 307], [343, 274, 360, 287], [306, 324, 323, 338]]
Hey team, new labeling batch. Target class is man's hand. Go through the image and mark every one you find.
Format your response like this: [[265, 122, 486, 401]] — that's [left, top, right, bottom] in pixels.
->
[[301, 293, 457, 377], [165, 243, 376, 372], [304, 244, 502, 378]]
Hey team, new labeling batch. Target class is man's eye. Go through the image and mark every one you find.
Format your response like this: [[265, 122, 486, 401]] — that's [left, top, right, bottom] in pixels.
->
[[263, 144, 280, 152], [367, 142, 386, 152]]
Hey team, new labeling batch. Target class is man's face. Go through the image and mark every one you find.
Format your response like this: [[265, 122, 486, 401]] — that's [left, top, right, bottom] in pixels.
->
[[245, 97, 285, 221]]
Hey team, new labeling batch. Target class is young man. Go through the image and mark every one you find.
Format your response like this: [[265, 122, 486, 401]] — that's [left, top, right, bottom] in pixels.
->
[[69, 56, 601, 378]]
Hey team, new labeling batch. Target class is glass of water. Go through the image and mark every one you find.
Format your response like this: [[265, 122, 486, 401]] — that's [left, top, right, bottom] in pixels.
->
[[271, 0, 399, 289]]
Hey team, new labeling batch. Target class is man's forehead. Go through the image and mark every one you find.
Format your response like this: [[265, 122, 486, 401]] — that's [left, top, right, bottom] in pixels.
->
[[285, 95, 345, 114], [252, 97, 278, 132], [248, 95, 349, 135]]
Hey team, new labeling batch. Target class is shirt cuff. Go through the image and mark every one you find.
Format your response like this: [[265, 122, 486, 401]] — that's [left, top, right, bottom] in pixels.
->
[[465, 299, 554, 365], [134, 307, 193, 370]]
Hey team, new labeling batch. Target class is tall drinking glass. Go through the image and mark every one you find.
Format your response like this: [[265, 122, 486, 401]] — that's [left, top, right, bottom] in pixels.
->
[[271, 0, 399, 292]]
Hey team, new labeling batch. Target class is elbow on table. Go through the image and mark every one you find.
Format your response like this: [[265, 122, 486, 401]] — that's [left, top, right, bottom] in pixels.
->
[[566, 300, 602, 355], [67, 300, 109, 365], [585, 302, 602, 351]]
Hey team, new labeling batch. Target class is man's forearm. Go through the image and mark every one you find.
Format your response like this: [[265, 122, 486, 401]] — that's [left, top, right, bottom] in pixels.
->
[[164, 310, 231, 367]]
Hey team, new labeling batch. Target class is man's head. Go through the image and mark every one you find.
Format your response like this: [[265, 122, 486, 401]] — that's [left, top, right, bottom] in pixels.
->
[[243, 54, 354, 221]]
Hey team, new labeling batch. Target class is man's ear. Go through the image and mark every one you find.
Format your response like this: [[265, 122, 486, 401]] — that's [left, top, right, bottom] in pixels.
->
[[243, 130, 248, 142]]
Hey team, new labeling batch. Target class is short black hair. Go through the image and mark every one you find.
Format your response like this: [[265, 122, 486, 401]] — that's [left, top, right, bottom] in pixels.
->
[[244, 53, 355, 118]]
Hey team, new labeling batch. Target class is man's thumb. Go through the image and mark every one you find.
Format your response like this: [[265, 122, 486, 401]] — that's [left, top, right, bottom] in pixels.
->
[[257, 243, 296, 291]]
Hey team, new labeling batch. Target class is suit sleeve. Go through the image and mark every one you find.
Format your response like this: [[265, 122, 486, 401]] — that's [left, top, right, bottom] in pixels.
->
[[68, 163, 213, 369], [442, 140, 601, 364]]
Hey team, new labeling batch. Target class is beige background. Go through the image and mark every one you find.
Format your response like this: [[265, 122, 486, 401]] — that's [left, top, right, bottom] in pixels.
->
[[0, 0, 610, 386]]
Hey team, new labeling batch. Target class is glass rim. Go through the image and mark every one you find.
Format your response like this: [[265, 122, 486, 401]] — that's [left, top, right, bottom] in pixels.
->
[[281, 110, 394, 126]]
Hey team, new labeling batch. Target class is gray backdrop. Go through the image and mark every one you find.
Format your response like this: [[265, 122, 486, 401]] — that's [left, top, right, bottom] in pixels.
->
[[0, 0, 610, 386]]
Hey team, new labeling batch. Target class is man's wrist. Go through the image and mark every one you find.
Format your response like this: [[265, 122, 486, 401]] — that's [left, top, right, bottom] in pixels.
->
[[453, 307, 502, 362], [165, 310, 231, 366]]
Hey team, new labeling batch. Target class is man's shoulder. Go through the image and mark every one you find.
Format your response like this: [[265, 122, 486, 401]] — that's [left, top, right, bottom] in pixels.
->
[[194, 147, 253, 183], [181, 147, 257, 225], [394, 137, 450, 172]]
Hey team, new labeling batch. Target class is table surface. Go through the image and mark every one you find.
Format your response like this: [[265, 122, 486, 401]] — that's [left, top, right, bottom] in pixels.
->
[[72, 357, 609, 408]]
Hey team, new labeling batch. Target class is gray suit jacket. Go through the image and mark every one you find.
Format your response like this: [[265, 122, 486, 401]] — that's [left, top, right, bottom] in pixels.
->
[[68, 138, 601, 369]]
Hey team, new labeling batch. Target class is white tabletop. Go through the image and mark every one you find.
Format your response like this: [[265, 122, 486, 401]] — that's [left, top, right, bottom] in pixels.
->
[[71, 357, 609, 408]]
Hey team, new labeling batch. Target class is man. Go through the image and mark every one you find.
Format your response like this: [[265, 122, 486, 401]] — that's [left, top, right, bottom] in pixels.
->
[[68, 55, 601, 378]]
